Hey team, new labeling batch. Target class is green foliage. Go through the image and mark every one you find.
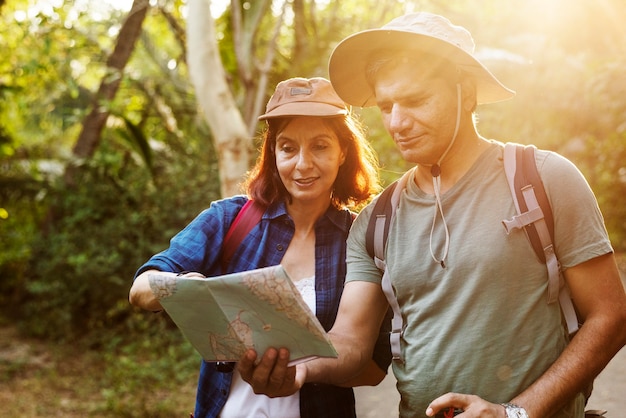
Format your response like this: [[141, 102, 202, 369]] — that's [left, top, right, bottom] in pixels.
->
[[0, 198, 40, 309], [17, 130, 219, 340], [0, 0, 220, 339], [570, 131, 626, 251]]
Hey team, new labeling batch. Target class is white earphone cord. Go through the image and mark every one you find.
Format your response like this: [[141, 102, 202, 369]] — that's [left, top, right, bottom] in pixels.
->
[[429, 83, 461, 268]]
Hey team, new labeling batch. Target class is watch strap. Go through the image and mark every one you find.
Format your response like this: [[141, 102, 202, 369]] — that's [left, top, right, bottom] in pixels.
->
[[501, 403, 529, 418]]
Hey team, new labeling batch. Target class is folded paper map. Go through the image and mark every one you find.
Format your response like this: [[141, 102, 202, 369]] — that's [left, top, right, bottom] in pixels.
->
[[148, 265, 337, 366]]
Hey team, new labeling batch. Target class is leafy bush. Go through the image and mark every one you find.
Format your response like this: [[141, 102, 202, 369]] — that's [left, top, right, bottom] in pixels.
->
[[572, 131, 626, 251], [16, 134, 220, 341]]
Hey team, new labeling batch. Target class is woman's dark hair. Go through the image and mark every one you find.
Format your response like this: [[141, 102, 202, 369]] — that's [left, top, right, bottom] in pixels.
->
[[244, 115, 380, 209]]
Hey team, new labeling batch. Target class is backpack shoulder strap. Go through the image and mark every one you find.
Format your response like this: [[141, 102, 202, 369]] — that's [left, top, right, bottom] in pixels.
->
[[221, 199, 265, 272], [501, 143, 579, 334], [365, 169, 413, 363], [366, 170, 413, 267], [365, 182, 398, 262], [508, 144, 555, 261]]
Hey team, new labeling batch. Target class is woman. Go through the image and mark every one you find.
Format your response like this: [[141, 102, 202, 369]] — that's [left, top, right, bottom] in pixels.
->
[[129, 77, 390, 417]]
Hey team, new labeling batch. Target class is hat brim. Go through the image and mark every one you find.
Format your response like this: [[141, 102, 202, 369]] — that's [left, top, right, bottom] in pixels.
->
[[258, 102, 348, 121], [329, 29, 515, 107]]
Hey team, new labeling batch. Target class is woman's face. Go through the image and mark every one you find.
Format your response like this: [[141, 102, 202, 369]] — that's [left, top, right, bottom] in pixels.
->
[[274, 116, 346, 206]]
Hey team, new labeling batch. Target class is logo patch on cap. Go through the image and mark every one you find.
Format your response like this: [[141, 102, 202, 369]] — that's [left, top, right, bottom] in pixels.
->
[[290, 87, 312, 96]]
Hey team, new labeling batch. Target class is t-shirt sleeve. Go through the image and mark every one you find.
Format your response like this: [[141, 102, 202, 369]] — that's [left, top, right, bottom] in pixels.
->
[[539, 150, 613, 269]]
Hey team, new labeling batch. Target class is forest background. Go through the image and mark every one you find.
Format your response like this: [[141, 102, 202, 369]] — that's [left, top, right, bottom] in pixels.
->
[[1, 0, 625, 416]]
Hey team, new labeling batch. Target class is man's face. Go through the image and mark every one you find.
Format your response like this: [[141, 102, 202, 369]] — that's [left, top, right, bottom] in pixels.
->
[[373, 59, 459, 166]]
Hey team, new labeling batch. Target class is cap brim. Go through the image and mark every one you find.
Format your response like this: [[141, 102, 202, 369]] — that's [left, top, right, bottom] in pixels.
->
[[258, 102, 348, 120], [329, 29, 515, 107]]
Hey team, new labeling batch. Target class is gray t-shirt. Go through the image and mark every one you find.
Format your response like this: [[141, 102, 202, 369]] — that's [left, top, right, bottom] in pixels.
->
[[346, 141, 612, 417]]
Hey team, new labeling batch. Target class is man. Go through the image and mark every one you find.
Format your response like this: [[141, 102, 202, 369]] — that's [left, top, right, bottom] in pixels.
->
[[239, 12, 626, 418]]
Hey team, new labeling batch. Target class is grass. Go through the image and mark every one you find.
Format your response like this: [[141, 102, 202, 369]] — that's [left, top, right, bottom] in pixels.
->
[[0, 312, 199, 417]]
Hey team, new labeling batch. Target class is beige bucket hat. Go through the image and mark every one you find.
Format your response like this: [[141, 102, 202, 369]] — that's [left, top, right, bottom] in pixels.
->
[[328, 12, 515, 107], [258, 77, 349, 120]]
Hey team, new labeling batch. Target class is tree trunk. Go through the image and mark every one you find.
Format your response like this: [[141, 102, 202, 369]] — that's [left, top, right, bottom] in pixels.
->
[[187, 0, 252, 198], [64, 0, 149, 185]]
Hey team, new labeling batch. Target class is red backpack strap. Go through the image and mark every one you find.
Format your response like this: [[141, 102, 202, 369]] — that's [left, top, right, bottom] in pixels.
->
[[221, 199, 265, 272]]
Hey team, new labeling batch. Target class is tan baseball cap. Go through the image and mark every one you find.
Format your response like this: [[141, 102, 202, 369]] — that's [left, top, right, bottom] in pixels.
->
[[328, 12, 515, 107], [258, 77, 349, 121]]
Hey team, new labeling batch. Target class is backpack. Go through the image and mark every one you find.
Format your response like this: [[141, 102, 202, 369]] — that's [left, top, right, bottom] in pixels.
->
[[365, 143, 581, 363]]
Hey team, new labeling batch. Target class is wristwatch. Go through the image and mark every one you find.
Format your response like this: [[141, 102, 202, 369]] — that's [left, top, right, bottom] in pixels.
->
[[501, 403, 529, 418]]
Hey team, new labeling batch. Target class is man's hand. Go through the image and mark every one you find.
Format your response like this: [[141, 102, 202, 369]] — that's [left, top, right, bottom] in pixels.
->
[[426, 393, 506, 417], [238, 348, 306, 398]]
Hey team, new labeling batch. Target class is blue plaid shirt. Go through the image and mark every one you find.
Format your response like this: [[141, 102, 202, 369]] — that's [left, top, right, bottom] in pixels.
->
[[135, 196, 389, 417]]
